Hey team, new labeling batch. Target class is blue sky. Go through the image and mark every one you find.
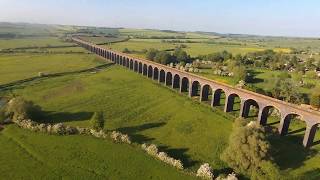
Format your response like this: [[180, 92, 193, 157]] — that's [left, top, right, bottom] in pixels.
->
[[0, 0, 319, 37]]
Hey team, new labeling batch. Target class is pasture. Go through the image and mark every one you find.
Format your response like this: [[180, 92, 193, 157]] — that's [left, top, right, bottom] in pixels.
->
[[1, 63, 319, 179], [0, 125, 193, 180], [0, 37, 75, 49], [0, 53, 106, 85]]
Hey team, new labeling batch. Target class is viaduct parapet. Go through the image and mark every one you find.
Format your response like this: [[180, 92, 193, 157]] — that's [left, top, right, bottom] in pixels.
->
[[72, 37, 320, 148]]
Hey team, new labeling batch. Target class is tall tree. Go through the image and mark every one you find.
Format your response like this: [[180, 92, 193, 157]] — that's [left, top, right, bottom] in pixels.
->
[[221, 118, 281, 180]]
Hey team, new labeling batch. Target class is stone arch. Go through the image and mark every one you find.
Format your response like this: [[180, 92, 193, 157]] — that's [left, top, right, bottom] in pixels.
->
[[126, 58, 130, 68], [279, 113, 306, 136], [166, 72, 173, 86], [121, 57, 125, 66], [225, 93, 241, 112], [119, 56, 123, 65], [303, 123, 319, 147], [153, 67, 159, 80], [138, 62, 143, 73], [173, 74, 180, 89], [180, 77, 189, 93], [278, 113, 319, 147], [241, 99, 260, 118], [122, 57, 126, 66], [201, 84, 213, 103], [148, 65, 153, 78], [159, 70, 165, 83], [130, 59, 134, 70], [143, 64, 148, 76], [118, 55, 121, 64], [212, 89, 226, 107], [134, 61, 138, 72], [191, 81, 201, 97], [259, 106, 281, 126]]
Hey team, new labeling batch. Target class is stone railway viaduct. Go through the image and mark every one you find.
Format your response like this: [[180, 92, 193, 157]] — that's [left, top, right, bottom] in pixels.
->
[[72, 37, 320, 148]]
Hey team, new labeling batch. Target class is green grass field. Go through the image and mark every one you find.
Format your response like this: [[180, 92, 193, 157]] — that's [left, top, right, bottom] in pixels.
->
[[106, 39, 292, 57], [1, 63, 319, 179], [78, 36, 128, 44], [1, 25, 320, 179], [0, 125, 193, 180], [0, 37, 75, 49], [0, 53, 106, 85], [2, 66, 234, 171]]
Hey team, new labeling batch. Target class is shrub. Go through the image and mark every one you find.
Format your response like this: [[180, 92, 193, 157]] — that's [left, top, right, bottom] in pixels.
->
[[111, 131, 131, 144], [310, 90, 320, 109], [76, 127, 91, 135], [122, 48, 130, 53], [65, 126, 78, 135], [157, 152, 183, 169], [5, 97, 43, 122], [196, 163, 214, 179], [142, 143, 159, 156], [216, 172, 238, 180], [52, 123, 66, 135], [90, 129, 107, 138], [141, 143, 183, 169], [90, 111, 104, 130]]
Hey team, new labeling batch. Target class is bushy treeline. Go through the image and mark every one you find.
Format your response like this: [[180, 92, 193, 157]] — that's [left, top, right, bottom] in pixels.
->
[[200, 49, 320, 73], [146, 48, 192, 65]]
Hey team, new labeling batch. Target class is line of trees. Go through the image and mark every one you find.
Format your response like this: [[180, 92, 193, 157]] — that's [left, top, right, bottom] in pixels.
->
[[145, 48, 192, 65]]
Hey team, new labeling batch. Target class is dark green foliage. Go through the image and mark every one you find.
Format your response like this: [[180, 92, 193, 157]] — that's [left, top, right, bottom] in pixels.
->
[[221, 118, 281, 180], [154, 51, 173, 65], [146, 48, 159, 61], [173, 48, 191, 63], [91, 111, 104, 130], [266, 73, 302, 103], [122, 48, 130, 53], [5, 97, 43, 121], [0, 108, 6, 124], [310, 88, 320, 109], [233, 66, 249, 82], [204, 50, 232, 62]]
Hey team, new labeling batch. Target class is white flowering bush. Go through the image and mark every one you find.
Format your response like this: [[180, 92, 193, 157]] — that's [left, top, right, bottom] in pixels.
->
[[142, 143, 158, 156], [196, 163, 214, 179], [157, 152, 183, 169], [225, 172, 238, 180], [111, 131, 131, 144], [141, 144, 183, 169], [52, 123, 66, 135]]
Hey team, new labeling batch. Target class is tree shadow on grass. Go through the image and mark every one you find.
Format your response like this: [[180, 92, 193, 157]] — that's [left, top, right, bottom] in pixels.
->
[[158, 145, 199, 168], [313, 140, 320, 146], [268, 133, 318, 170], [44, 111, 94, 124], [115, 122, 166, 143], [247, 69, 264, 84], [297, 168, 320, 180], [287, 127, 306, 135]]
